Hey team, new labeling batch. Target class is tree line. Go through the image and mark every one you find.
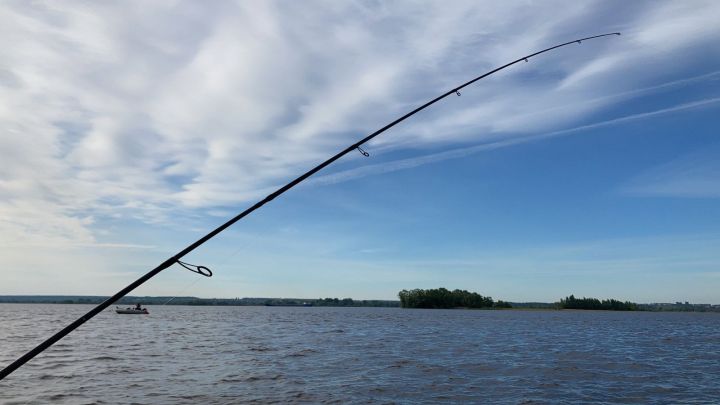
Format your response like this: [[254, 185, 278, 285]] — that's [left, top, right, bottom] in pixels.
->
[[0, 295, 399, 307], [557, 295, 638, 310], [398, 288, 511, 309]]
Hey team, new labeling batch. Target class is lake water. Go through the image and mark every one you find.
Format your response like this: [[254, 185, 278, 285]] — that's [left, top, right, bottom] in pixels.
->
[[1, 304, 719, 404]]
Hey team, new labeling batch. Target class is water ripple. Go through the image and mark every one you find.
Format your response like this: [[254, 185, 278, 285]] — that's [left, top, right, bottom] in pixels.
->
[[1, 305, 719, 403]]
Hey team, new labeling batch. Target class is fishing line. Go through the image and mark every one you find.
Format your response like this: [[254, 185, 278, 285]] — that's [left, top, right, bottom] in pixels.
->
[[205, 228, 267, 269], [161, 270, 207, 306], [162, 228, 269, 305], [0, 32, 621, 381]]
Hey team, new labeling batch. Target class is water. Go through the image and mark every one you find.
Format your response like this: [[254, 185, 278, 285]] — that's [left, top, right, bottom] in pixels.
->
[[1, 304, 719, 404]]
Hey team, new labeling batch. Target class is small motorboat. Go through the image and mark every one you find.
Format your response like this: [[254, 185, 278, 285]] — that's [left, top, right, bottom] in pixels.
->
[[115, 306, 149, 314]]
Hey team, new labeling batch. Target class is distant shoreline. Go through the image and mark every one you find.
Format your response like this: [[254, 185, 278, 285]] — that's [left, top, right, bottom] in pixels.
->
[[0, 295, 398, 308], [1, 295, 718, 312]]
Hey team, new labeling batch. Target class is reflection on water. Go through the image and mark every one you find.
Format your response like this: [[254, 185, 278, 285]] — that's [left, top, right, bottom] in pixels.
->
[[1, 304, 719, 403]]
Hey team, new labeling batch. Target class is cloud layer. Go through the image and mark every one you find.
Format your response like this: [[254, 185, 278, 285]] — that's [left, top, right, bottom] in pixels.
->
[[1, 0, 719, 250]]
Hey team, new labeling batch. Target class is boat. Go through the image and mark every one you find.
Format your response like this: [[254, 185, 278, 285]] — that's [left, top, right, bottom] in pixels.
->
[[115, 306, 149, 314]]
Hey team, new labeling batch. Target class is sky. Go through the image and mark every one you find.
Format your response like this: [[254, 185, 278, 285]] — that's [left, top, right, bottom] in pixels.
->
[[1, 1, 719, 303]]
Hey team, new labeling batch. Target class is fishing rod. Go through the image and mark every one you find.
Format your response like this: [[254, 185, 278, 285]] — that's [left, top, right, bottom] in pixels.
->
[[0, 32, 620, 381]]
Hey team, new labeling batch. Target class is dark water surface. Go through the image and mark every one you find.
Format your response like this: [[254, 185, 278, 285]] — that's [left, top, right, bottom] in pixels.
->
[[1, 304, 719, 404]]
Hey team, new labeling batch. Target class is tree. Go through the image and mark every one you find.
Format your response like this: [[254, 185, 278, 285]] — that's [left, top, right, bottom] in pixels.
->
[[398, 288, 499, 309]]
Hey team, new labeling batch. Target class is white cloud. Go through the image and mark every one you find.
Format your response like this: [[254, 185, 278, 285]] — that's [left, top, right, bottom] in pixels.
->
[[1, 0, 719, 249]]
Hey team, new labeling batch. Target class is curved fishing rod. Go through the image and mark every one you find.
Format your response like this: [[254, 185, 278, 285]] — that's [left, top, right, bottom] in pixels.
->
[[0, 32, 620, 381]]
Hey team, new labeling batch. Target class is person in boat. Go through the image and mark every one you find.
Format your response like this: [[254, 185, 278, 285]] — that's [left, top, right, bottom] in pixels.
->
[[135, 303, 142, 311]]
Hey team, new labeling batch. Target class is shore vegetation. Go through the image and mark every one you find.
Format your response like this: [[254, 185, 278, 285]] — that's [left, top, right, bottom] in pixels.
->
[[398, 288, 511, 309], [557, 295, 638, 311]]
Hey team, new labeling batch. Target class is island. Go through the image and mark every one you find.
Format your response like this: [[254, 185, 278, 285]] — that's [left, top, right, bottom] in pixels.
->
[[398, 288, 512, 309]]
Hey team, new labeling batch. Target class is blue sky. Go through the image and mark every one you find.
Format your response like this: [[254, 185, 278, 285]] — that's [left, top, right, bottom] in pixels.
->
[[1, 1, 719, 303]]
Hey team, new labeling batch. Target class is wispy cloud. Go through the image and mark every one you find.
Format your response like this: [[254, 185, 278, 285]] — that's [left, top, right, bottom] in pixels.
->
[[312, 96, 720, 185], [1, 0, 719, 248], [201, 232, 720, 302], [622, 145, 720, 198], [361, 232, 720, 302]]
